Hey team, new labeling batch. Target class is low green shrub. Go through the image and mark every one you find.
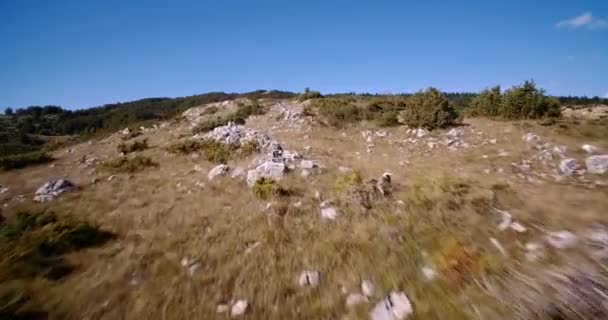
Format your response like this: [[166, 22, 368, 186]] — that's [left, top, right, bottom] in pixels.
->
[[167, 139, 258, 162], [117, 139, 148, 154], [166, 139, 203, 154], [192, 102, 266, 134], [0, 151, 54, 171], [400, 88, 460, 129], [100, 155, 158, 173], [252, 178, 296, 200]]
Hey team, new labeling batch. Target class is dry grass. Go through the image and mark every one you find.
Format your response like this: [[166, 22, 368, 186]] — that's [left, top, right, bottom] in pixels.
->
[[0, 107, 607, 319]]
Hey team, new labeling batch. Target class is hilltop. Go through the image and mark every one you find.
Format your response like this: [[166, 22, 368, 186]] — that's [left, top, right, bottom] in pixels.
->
[[1, 85, 608, 319]]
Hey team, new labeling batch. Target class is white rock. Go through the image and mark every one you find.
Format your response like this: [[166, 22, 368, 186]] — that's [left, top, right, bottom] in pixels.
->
[[510, 222, 527, 233], [369, 291, 413, 320], [375, 130, 388, 137], [300, 160, 315, 169], [0, 185, 9, 194], [490, 237, 507, 257], [586, 155, 608, 174], [216, 304, 229, 313], [107, 175, 116, 181], [231, 167, 245, 179], [298, 270, 320, 287], [525, 242, 545, 261], [321, 207, 338, 220], [230, 300, 248, 317], [523, 133, 540, 143], [546, 230, 578, 249], [496, 208, 513, 231], [416, 128, 430, 138], [246, 161, 286, 187], [301, 169, 311, 178], [552, 145, 567, 158], [338, 166, 352, 173], [559, 158, 584, 176], [346, 293, 368, 307], [361, 279, 375, 297], [421, 266, 437, 281], [582, 144, 601, 155], [34, 179, 75, 202], [208, 164, 229, 180]]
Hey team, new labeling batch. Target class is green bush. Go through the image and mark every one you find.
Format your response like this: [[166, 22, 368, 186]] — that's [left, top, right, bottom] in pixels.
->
[[252, 178, 295, 200], [500, 81, 561, 119], [100, 155, 158, 173], [167, 139, 258, 162], [0, 210, 113, 281], [374, 111, 401, 127], [315, 99, 364, 127], [166, 139, 203, 154], [400, 88, 460, 129], [117, 139, 148, 154], [299, 88, 323, 101], [469, 86, 502, 117], [0, 151, 54, 171], [192, 102, 266, 134]]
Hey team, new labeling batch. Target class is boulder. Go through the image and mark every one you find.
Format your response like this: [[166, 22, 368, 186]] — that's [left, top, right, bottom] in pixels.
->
[[246, 161, 286, 186], [586, 155, 608, 174], [559, 158, 584, 176], [208, 164, 229, 180], [34, 179, 74, 202], [582, 144, 601, 155], [298, 270, 320, 287], [369, 291, 413, 320]]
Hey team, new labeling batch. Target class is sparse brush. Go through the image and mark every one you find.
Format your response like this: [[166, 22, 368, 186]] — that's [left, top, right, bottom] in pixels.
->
[[238, 140, 259, 157], [333, 170, 363, 192], [192, 103, 266, 134], [252, 178, 296, 200], [299, 88, 323, 101], [100, 155, 158, 173], [167, 139, 257, 162], [0, 151, 54, 171], [166, 139, 203, 154], [117, 139, 148, 154]]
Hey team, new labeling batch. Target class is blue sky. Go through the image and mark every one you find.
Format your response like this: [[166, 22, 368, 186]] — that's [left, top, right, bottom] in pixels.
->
[[1, 0, 607, 110]]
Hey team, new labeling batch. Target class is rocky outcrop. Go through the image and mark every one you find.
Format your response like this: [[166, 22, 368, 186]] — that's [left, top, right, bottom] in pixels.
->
[[586, 155, 608, 174], [34, 179, 75, 202]]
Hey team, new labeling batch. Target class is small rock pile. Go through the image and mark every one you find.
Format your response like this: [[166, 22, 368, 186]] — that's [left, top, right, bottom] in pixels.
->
[[198, 122, 282, 157], [34, 179, 75, 202]]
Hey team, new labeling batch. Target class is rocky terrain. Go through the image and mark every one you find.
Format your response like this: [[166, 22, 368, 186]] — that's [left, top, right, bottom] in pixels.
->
[[1, 98, 608, 320]]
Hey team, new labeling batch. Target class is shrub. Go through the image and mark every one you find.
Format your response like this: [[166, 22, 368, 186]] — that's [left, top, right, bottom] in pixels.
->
[[0, 210, 113, 281], [315, 99, 364, 127], [166, 140, 203, 154], [100, 155, 158, 173], [469, 86, 502, 117], [117, 139, 148, 154], [400, 88, 460, 129], [0, 151, 54, 171], [333, 170, 363, 192], [201, 106, 219, 115], [239, 140, 259, 157], [252, 178, 295, 200], [299, 88, 323, 101], [192, 102, 266, 134], [500, 81, 561, 119], [374, 111, 400, 127]]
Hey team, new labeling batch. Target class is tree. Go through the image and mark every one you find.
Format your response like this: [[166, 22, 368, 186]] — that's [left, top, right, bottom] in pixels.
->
[[400, 87, 460, 129], [501, 80, 560, 119], [470, 86, 502, 117], [4, 107, 13, 116]]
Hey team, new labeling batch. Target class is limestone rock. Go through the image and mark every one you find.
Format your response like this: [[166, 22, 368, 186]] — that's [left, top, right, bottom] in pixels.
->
[[546, 230, 578, 249], [586, 155, 608, 174], [582, 144, 601, 155], [346, 293, 368, 307], [369, 291, 413, 320], [523, 132, 540, 143], [246, 161, 285, 186], [299, 160, 315, 169], [559, 158, 584, 176], [34, 179, 74, 202], [298, 270, 320, 287], [415, 128, 430, 138], [208, 164, 229, 180], [230, 300, 248, 317]]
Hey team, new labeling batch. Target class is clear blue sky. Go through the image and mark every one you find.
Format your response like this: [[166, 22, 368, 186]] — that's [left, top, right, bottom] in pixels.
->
[[1, 0, 607, 110]]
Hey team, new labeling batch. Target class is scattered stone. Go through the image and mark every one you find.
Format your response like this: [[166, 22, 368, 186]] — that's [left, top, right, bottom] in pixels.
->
[[34, 179, 75, 202], [129, 271, 145, 287], [421, 266, 437, 281], [107, 175, 116, 181], [546, 230, 578, 249], [230, 300, 248, 317], [121, 128, 131, 135], [559, 158, 584, 176], [361, 279, 375, 297], [523, 133, 540, 143], [375, 130, 388, 137], [582, 144, 601, 155], [496, 208, 513, 231], [246, 161, 285, 186], [346, 293, 368, 307], [300, 160, 315, 169], [585, 155, 608, 174], [0, 185, 9, 194], [552, 145, 567, 158], [301, 169, 311, 178], [208, 164, 229, 180], [298, 270, 320, 287], [416, 128, 430, 138], [321, 205, 338, 221], [369, 291, 413, 320], [338, 166, 352, 173], [510, 222, 527, 233], [231, 167, 245, 179], [525, 242, 545, 261]]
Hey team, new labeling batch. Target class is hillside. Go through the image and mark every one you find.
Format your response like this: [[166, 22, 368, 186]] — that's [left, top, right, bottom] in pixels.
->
[[1, 88, 608, 319]]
